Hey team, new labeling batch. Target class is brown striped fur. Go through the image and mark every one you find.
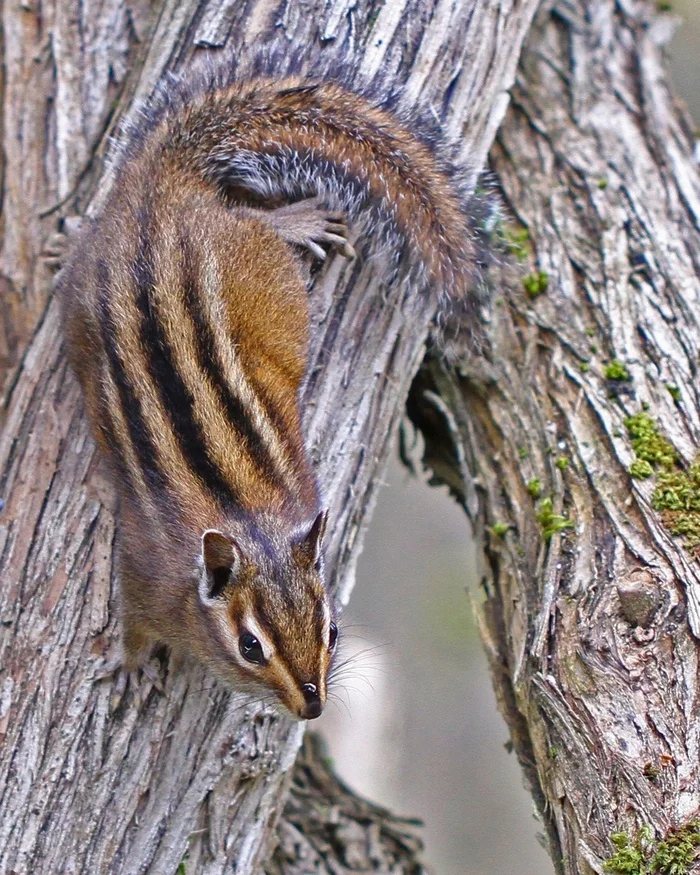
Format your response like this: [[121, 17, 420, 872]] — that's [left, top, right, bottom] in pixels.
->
[[57, 70, 484, 719]]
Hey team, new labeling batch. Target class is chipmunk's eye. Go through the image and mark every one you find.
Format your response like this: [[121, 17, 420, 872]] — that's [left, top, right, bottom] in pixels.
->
[[329, 622, 338, 650], [239, 633, 265, 665]]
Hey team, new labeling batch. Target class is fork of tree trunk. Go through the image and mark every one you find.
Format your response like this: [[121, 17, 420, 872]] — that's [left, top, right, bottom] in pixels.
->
[[1, 1, 699, 873]]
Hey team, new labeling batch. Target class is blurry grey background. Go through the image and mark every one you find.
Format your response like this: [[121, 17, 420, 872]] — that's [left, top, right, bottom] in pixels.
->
[[317, 11, 699, 874]]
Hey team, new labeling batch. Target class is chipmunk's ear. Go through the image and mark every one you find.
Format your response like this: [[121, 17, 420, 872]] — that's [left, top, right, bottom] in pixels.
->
[[199, 530, 240, 604], [295, 510, 328, 569]]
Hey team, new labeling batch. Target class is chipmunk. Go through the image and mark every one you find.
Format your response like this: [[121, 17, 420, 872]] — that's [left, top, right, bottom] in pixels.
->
[[56, 62, 486, 721]]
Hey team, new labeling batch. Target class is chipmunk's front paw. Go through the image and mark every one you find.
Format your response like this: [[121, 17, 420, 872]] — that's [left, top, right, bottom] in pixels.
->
[[269, 197, 356, 260], [43, 216, 83, 272], [92, 650, 165, 711]]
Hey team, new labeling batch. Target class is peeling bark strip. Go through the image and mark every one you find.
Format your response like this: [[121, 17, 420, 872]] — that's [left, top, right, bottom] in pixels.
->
[[0, 2, 539, 873], [410, 2, 700, 873]]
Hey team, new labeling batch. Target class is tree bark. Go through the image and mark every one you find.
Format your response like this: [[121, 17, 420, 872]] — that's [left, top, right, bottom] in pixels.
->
[[266, 733, 432, 875], [0, 2, 539, 874], [408, 1, 700, 873]]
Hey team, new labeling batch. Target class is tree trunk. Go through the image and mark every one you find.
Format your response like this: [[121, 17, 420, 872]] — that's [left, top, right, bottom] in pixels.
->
[[408, 1, 700, 873], [0, 1, 539, 873]]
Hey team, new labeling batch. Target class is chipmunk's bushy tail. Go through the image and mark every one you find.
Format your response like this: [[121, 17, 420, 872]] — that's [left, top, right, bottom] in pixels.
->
[[118, 53, 502, 342]]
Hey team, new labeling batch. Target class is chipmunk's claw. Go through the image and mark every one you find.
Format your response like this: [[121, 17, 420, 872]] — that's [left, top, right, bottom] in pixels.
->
[[262, 197, 356, 260], [92, 652, 165, 711]]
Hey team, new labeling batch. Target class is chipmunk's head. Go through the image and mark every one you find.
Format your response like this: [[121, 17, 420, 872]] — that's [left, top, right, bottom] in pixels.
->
[[195, 511, 337, 720]]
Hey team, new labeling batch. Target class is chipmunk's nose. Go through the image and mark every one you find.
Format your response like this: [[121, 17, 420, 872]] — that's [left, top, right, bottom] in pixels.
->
[[299, 683, 323, 720]]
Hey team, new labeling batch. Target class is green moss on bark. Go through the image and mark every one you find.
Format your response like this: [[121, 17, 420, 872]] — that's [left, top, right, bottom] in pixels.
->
[[603, 822, 700, 875]]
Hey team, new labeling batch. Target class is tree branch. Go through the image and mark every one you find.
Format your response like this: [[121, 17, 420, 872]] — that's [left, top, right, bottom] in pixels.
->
[[0, 2, 539, 872]]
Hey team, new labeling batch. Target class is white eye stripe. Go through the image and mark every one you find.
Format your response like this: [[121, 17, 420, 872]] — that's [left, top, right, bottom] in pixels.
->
[[241, 613, 275, 662]]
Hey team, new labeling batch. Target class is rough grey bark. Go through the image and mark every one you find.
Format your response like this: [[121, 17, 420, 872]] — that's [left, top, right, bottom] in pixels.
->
[[408, 1, 700, 873], [267, 733, 432, 875], [0, 2, 539, 874]]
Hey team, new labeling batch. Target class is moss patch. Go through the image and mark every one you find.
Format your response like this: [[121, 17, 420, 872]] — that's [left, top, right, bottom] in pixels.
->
[[652, 463, 700, 513], [523, 270, 549, 298], [536, 497, 574, 541], [629, 459, 654, 481], [488, 220, 531, 261], [604, 831, 648, 874], [491, 522, 510, 537], [605, 359, 631, 381], [625, 413, 700, 556], [624, 413, 677, 468], [526, 478, 542, 499], [658, 508, 700, 556], [502, 226, 531, 261], [643, 763, 660, 779], [653, 823, 700, 873], [603, 822, 700, 875]]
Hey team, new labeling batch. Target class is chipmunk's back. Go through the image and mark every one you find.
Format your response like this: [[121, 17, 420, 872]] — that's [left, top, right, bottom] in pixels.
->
[[62, 155, 319, 535]]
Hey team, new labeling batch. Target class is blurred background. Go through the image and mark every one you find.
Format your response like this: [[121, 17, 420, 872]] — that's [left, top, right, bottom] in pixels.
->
[[316, 9, 699, 874]]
